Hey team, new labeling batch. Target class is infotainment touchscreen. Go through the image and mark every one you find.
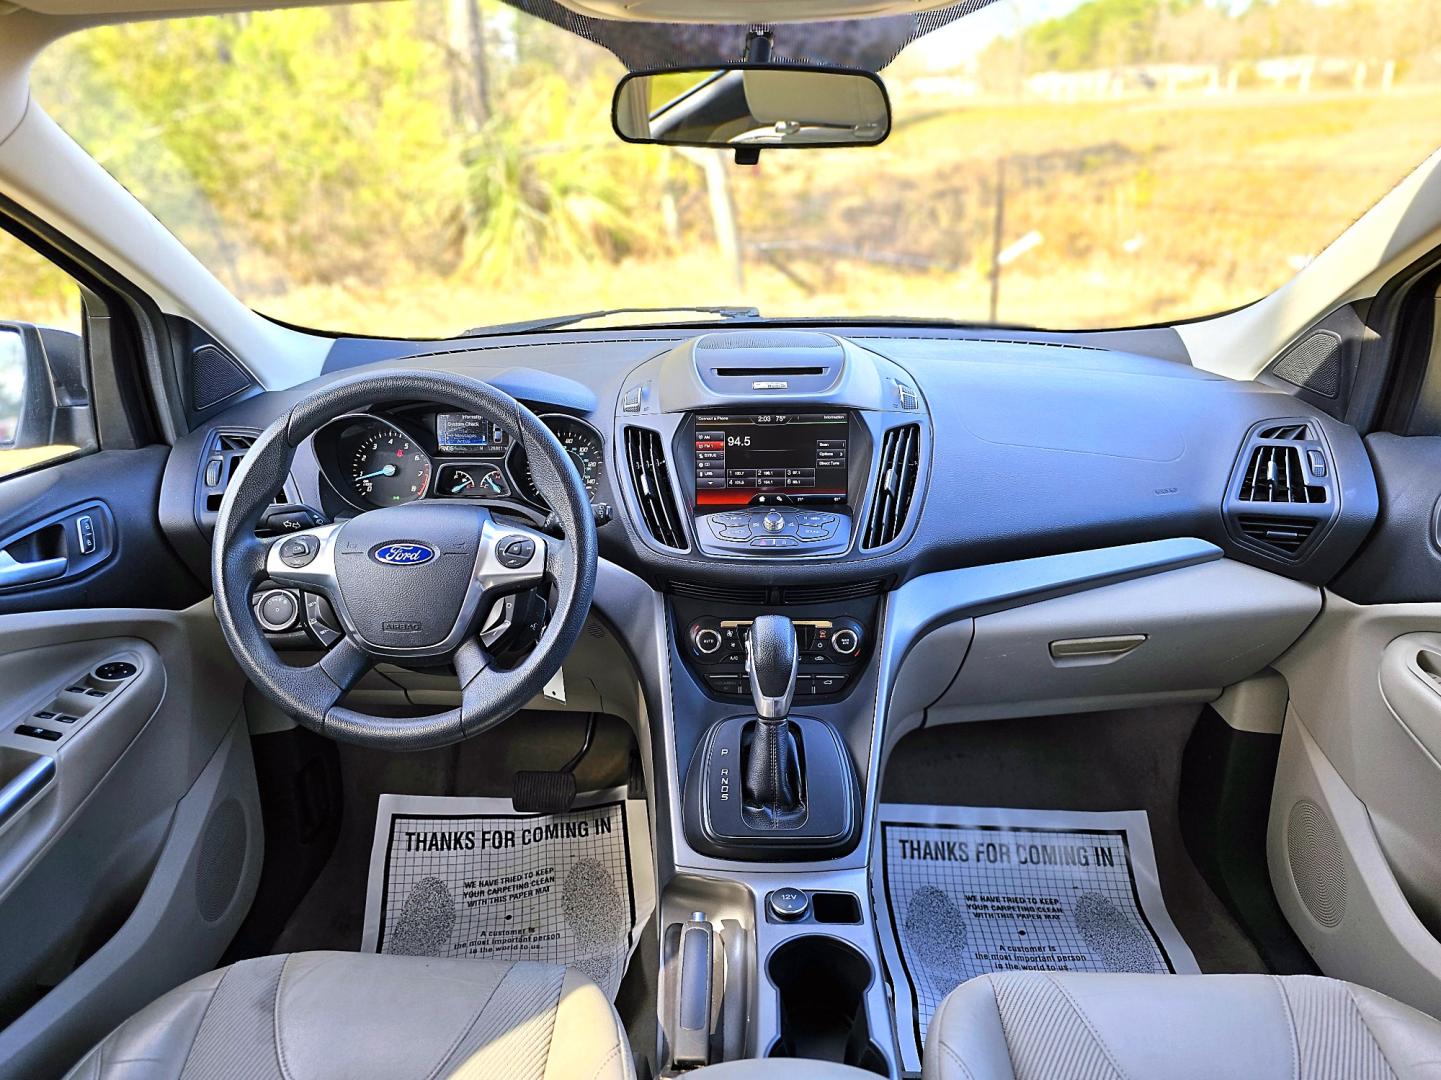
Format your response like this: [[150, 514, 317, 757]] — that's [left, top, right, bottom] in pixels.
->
[[693, 413, 849, 507]]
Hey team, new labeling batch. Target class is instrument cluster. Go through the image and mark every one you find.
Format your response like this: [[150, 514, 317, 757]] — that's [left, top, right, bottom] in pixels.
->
[[312, 405, 604, 513]]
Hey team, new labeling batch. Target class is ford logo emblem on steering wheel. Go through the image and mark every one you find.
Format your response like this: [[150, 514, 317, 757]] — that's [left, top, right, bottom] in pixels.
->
[[370, 542, 437, 566]]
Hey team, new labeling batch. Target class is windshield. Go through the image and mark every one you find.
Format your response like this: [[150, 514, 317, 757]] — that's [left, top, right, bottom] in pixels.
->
[[31, 0, 1441, 337]]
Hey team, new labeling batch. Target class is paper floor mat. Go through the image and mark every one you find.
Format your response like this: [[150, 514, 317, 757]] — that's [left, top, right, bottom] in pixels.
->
[[874, 804, 1199, 1074], [360, 787, 654, 1000]]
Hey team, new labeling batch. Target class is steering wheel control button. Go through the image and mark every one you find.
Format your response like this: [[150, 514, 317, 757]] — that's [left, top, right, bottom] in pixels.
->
[[279, 534, 321, 568], [94, 661, 138, 682], [256, 590, 300, 632], [767, 887, 811, 922], [496, 535, 537, 569]]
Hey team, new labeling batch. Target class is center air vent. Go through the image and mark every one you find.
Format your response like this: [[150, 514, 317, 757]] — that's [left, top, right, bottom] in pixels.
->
[[862, 425, 921, 549], [625, 427, 687, 550]]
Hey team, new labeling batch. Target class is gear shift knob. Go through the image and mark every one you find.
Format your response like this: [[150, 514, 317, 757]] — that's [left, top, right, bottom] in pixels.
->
[[746, 615, 798, 720]]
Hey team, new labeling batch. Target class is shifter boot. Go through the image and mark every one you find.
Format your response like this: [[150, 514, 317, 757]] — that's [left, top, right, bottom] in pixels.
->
[[742, 717, 805, 828]]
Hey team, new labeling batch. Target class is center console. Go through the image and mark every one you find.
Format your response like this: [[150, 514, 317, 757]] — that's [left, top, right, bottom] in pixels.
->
[[612, 331, 931, 1076]]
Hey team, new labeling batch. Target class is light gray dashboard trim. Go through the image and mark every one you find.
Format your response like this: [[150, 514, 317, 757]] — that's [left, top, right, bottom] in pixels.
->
[[890, 536, 1223, 648]]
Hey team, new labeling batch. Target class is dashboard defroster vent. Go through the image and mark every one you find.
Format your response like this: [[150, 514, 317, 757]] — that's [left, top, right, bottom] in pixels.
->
[[862, 425, 921, 549], [1237, 516, 1317, 555], [625, 427, 687, 550]]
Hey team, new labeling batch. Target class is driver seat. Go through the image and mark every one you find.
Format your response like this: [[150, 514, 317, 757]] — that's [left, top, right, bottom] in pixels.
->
[[62, 952, 636, 1080]]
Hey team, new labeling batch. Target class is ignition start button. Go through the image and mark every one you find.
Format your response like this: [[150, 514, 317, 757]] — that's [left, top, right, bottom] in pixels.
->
[[279, 534, 320, 568], [496, 535, 537, 569], [767, 886, 811, 922]]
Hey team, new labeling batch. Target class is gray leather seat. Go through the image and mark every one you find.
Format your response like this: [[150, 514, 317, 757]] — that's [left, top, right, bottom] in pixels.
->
[[925, 972, 1441, 1079], [63, 951, 635, 1080]]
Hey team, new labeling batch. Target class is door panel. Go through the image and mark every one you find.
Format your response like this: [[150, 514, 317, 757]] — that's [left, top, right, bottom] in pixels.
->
[[0, 446, 204, 616], [0, 605, 261, 1079]]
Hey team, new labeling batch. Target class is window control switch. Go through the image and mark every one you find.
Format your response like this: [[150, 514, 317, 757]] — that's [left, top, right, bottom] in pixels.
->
[[15, 725, 62, 741]]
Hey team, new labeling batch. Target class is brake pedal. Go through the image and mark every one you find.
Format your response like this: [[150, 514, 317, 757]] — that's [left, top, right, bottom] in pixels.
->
[[512, 713, 596, 814]]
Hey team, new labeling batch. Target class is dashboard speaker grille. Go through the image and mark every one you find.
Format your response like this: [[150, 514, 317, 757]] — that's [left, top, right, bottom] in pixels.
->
[[625, 427, 687, 550], [190, 344, 253, 410], [1286, 798, 1347, 928], [862, 424, 921, 549], [1273, 332, 1342, 398]]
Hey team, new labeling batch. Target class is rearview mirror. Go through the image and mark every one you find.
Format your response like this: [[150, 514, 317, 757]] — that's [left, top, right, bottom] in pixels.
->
[[612, 65, 890, 155]]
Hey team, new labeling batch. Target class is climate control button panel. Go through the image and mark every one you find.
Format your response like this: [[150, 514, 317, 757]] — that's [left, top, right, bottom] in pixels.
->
[[685, 615, 867, 700]]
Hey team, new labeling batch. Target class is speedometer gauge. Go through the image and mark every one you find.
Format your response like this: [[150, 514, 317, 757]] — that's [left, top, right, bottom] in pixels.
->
[[349, 423, 432, 508], [509, 415, 604, 507]]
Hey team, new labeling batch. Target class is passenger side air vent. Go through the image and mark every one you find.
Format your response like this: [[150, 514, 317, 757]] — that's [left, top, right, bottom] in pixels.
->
[[862, 425, 921, 549], [1237, 516, 1317, 555], [1238, 445, 1325, 504], [625, 427, 687, 550], [1225, 418, 1336, 561], [197, 429, 288, 519]]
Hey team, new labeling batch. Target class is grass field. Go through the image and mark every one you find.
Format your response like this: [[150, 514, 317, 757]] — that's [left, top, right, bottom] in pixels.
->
[[6, 85, 1440, 338], [251, 85, 1441, 336]]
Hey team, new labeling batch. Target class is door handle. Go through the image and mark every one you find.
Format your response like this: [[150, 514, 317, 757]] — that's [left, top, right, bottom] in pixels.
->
[[0, 549, 67, 589]]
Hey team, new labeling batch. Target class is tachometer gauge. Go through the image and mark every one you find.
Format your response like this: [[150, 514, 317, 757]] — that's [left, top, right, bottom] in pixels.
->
[[508, 415, 604, 507], [349, 423, 432, 508]]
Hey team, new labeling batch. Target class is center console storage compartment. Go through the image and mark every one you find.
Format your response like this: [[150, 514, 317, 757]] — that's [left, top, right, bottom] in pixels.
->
[[766, 936, 887, 1074]]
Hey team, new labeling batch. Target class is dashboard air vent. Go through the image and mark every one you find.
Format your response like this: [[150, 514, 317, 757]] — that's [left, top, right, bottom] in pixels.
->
[[669, 580, 770, 604], [625, 427, 686, 550], [1238, 445, 1325, 504], [1258, 423, 1311, 441], [862, 425, 921, 549], [198, 429, 287, 516], [1237, 516, 1317, 555], [781, 581, 884, 604]]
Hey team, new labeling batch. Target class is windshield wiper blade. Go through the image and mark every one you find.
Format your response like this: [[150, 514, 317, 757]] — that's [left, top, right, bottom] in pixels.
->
[[460, 306, 761, 337]]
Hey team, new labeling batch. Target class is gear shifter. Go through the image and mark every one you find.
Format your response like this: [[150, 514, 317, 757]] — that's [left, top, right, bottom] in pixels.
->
[[743, 615, 804, 825]]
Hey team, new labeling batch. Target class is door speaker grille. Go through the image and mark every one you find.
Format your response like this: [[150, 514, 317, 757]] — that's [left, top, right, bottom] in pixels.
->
[[195, 798, 247, 922], [1286, 798, 1347, 928]]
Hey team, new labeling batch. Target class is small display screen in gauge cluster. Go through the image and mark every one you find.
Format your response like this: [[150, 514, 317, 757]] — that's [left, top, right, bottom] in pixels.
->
[[693, 413, 849, 507], [437, 413, 509, 454]]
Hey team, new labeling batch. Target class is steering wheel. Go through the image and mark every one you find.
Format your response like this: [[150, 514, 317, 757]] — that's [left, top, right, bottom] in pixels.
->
[[211, 371, 598, 750]]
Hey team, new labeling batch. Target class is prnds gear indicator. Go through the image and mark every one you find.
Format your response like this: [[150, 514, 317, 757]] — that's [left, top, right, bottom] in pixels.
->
[[693, 413, 848, 507]]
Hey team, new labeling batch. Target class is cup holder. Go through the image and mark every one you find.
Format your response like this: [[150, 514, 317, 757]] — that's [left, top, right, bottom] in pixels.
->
[[766, 935, 888, 1075]]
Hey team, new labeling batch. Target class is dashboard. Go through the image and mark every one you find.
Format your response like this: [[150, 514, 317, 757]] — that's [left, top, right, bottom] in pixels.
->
[[309, 406, 605, 515], [160, 323, 1381, 704]]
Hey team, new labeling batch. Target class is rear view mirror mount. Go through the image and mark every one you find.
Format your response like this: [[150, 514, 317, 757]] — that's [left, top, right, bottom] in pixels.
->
[[612, 63, 891, 164]]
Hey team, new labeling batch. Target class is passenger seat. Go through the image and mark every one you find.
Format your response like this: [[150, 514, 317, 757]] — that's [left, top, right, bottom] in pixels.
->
[[924, 972, 1441, 1079]]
